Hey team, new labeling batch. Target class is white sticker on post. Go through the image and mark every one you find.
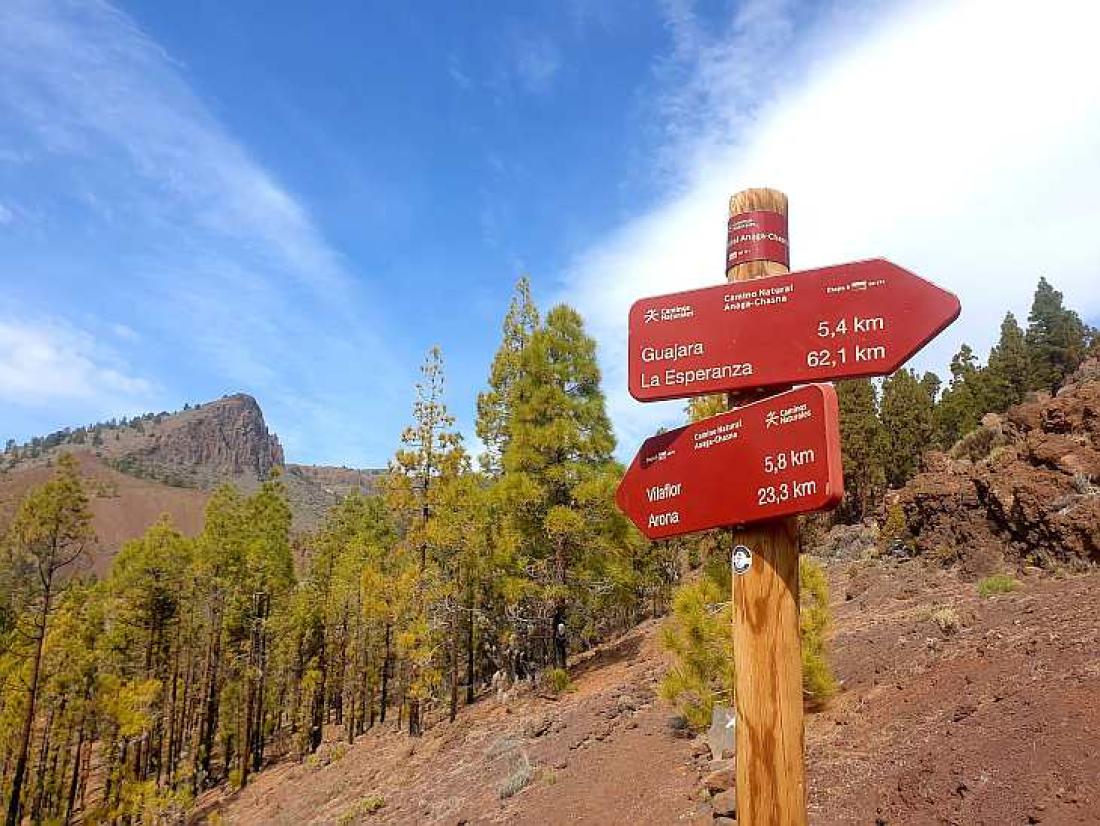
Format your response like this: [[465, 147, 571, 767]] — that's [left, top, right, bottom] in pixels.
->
[[732, 544, 753, 576]]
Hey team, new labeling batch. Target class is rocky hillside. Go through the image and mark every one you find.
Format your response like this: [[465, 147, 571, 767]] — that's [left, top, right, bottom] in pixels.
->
[[202, 561, 1100, 825], [3, 394, 284, 487], [897, 359, 1100, 576], [0, 393, 385, 562], [107, 394, 285, 488]]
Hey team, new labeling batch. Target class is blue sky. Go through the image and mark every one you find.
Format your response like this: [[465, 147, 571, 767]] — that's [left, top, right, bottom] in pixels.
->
[[2, 0, 1099, 467]]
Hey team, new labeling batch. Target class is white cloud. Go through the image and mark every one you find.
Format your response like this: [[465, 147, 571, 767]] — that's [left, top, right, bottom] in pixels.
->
[[110, 323, 139, 342], [0, 202, 12, 225], [561, 0, 1100, 456], [0, 318, 153, 407], [514, 35, 562, 94], [448, 55, 474, 90], [0, 0, 405, 460]]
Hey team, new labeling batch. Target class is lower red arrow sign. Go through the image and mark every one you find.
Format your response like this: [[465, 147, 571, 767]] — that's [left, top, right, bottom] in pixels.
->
[[616, 384, 844, 539]]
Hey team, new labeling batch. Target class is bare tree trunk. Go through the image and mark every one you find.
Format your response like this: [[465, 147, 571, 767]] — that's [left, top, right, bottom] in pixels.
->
[[30, 703, 55, 824], [6, 583, 51, 826], [379, 624, 391, 723], [465, 581, 476, 705], [449, 608, 459, 723], [64, 713, 85, 825], [195, 603, 223, 790], [309, 622, 326, 753], [240, 675, 255, 786], [251, 592, 269, 774], [51, 718, 73, 822]]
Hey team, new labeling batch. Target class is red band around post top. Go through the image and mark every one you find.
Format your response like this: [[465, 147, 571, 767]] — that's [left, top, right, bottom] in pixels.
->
[[727, 210, 789, 269]]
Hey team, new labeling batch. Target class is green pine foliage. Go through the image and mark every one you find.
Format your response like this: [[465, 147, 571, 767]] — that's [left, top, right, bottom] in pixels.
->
[[984, 312, 1031, 409], [685, 394, 728, 423], [476, 276, 539, 477], [835, 379, 886, 521], [1025, 277, 1091, 393], [659, 575, 732, 730], [659, 556, 836, 730], [933, 344, 987, 449], [0, 283, 668, 825], [799, 557, 838, 702], [497, 303, 631, 666], [880, 369, 936, 487]]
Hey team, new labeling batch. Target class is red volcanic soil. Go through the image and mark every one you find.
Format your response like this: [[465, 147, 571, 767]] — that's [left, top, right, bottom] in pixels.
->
[[0, 451, 208, 575], [201, 560, 1099, 825]]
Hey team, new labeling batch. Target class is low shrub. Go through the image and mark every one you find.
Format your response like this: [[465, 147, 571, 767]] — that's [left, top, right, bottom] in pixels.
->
[[879, 504, 907, 550], [544, 667, 573, 695], [950, 424, 1005, 462], [337, 795, 385, 824], [660, 556, 838, 729], [978, 574, 1018, 598], [929, 605, 961, 635], [499, 755, 533, 799], [659, 576, 732, 731], [800, 557, 838, 702]]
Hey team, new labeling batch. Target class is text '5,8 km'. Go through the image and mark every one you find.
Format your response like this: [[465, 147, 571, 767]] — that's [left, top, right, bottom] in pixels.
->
[[615, 384, 844, 540]]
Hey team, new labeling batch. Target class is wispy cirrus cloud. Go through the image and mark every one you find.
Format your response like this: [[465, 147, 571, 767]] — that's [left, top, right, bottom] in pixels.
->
[[513, 34, 562, 94], [0, 0, 404, 463], [448, 54, 474, 91], [561, 0, 1100, 456], [0, 0, 346, 293]]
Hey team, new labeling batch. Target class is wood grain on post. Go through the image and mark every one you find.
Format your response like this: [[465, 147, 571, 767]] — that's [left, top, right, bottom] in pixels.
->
[[726, 188, 807, 826]]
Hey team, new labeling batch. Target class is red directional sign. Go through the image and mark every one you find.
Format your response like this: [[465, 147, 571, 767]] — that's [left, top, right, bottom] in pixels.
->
[[628, 258, 960, 402], [616, 384, 843, 539]]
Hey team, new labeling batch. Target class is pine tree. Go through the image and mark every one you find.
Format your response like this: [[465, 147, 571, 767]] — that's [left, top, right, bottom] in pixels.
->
[[835, 379, 886, 521], [880, 369, 936, 487], [191, 485, 248, 788], [107, 517, 194, 788], [660, 556, 835, 730], [476, 277, 539, 477], [425, 472, 491, 720], [659, 575, 731, 729], [300, 492, 394, 747], [235, 476, 293, 785], [500, 304, 617, 670], [385, 346, 467, 735], [3, 454, 94, 826], [1025, 277, 1090, 393], [985, 312, 1031, 410], [919, 371, 941, 403], [934, 344, 986, 448]]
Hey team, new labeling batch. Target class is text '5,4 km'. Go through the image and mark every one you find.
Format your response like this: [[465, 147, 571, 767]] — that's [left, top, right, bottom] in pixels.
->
[[628, 258, 960, 402]]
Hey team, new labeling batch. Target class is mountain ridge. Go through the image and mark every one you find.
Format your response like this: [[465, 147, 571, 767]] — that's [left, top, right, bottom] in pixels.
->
[[0, 392, 387, 569]]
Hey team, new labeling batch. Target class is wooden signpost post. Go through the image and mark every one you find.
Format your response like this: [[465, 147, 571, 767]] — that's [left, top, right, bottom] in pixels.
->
[[615, 187, 960, 825]]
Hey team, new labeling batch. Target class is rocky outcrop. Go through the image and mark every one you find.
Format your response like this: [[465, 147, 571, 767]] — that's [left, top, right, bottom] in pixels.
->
[[122, 394, 284, 488], [810, 522, 880, 560], [898, 365, 1100, 575]]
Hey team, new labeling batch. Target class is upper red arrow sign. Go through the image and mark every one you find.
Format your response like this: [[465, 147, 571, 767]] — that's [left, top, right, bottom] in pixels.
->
[[628, 258, 960, 402], [616, 384, 843, 539]]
